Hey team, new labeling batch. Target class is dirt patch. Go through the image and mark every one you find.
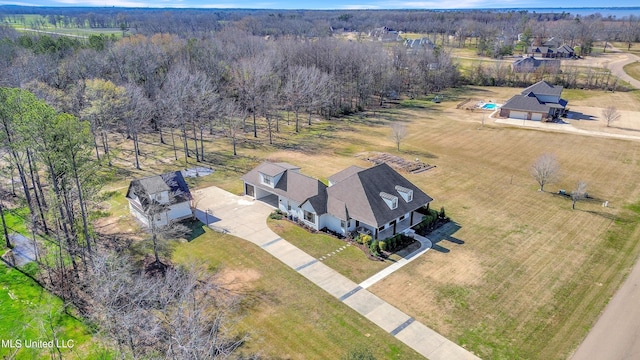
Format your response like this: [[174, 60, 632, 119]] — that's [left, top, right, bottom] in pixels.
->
[[218, 268, 261, 292], [357, 152, 435, 174]]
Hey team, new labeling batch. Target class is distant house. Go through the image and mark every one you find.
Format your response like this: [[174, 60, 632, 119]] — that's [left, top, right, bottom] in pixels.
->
[[242, 162, 433, 240], [527, 38, 575, 58], [126, 171, 193, 228], [499, 80, 568, 121], [512, 56, 560, 73], [369, 26, 402, 42], [404, 37, 435, 51]]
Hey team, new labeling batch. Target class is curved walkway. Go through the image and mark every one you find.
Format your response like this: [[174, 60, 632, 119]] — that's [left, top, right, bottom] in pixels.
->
[[194, 186, 479, 360]]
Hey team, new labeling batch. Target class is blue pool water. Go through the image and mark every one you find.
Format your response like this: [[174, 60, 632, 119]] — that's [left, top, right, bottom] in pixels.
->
[[481, 103, 497, 110]]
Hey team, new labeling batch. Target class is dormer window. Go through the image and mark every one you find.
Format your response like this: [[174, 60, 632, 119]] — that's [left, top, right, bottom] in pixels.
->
[[261, 173, 274, 187], [380, 192, 398, 210], [395, 185, 413, 203]]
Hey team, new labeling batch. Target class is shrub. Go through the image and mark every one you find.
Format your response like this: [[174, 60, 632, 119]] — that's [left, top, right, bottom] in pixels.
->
[[269, 211, 283, 220], [361, 234, 372, 246], [387, 235, 396, 251], [369, 240, 379, 256], [379, 241, 387, 252]]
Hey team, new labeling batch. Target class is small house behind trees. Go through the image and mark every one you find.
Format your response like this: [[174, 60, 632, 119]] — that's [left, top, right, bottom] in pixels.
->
[[126, 171, 193, 228]]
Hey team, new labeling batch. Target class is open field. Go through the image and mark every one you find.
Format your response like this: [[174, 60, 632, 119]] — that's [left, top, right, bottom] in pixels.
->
[[2, 14, 123, 38], [93, 85, 640, 359]]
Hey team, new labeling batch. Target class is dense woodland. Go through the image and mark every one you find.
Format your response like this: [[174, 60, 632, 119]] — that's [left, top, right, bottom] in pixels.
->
[[1, 6, 640, 358]]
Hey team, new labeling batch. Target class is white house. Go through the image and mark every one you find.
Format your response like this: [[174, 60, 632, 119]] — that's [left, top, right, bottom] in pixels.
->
[[125, 171, 193, 228], [242, 162, 433, 240]]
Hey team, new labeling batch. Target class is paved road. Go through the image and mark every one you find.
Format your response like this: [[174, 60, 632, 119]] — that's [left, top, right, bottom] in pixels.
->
[[194, 186, 480, 360], [602, 44, 640, 89]]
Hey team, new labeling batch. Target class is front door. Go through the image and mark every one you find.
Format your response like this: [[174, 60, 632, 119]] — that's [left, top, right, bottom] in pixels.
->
[[390, 220, 397, 235]]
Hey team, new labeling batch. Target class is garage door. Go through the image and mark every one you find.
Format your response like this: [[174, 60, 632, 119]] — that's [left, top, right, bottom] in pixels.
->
[[509, 111, 527, 120], [531, 113, 543, 121]]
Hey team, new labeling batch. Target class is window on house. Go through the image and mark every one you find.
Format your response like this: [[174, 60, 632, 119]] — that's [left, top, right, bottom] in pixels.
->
[[380, 192, 398, 210], [395, 185, 413, 203], [399, 215, 405, 221], [378, 225, 385, 232], [341, 220, 346, 228], [304, 210, 315, 224], [261, 173, 273, 186]]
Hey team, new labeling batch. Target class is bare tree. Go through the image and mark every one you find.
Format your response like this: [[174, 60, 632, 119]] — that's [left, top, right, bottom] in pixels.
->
[[530, 153, 560, 192], [390, 123, 408, 152], [601, 106, 621, 127], [572, 180, 588, 210], [220, 100, 246, 156]]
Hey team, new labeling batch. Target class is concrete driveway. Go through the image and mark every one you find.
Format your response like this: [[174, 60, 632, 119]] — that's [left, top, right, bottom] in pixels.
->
[[193, 186, 480, 360]]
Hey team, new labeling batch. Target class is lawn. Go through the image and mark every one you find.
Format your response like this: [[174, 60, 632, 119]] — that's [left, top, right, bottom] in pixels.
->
[[0, 263, 106, 359], [267, 218, 394, 283], [171, 229, 422, 359], [623, 61, 640, 82], [95, 85, 640, 359]]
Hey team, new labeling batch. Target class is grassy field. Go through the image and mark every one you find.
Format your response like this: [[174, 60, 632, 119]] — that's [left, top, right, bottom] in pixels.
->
[[87, 84, 640, 359], [2, 14, 123, 38], [623, 61, 640, 82], [171, 229, 421, 359], [0, 263, 106, 359]]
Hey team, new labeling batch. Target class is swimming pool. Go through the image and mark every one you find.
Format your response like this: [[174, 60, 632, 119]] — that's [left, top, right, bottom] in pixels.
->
[[481, 103, 498, 110]]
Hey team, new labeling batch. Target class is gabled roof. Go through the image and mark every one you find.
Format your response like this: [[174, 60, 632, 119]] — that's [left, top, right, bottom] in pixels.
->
[[500, 92, 551, 113], [521, 80, 563, 97], [328, 165, 364, 184], [327, 163, 433, 227], [242, 162, 327, 214], [258, 162, 289, 177], [126, 171, 191, 210], [556, 44, 574, 54]]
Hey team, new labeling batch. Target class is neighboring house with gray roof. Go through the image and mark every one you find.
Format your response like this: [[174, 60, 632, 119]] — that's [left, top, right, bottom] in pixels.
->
[[512, 56, 560, 73], [243, 162, 433, 240], [527, 38, 575, 58], [499, 80, 568, 121], [404, 37, 435, 51], [126, 171, 193, 228]]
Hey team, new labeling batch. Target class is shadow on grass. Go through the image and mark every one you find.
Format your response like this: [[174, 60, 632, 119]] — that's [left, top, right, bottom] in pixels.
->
[[426, 221, 465, 253], [184, 218, 208, 242]]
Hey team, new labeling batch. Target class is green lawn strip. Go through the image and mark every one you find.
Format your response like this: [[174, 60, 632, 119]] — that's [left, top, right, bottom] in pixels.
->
[[267, 219, 390, 283], [623, 61, 640, 82], [0, 263, 105, 359], [172, 230, 422, 359]]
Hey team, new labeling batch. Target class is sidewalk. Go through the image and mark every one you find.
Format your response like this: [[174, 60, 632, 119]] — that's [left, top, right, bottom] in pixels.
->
[[194, 186, 480, 360]]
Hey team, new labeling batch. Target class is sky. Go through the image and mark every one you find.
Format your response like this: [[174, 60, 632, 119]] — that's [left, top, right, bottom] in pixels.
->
[[1, 0, 640, 10]]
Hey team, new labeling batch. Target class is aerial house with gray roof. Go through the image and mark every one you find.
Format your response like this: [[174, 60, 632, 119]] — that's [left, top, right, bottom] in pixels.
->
[[242, 162, 433, 240], [126, 171, 193, 228], [499, 80, 568, 121]]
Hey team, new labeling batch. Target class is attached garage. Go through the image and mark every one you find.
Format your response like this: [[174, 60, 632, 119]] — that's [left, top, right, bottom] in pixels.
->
[[509, 111, 528, 120], [531, 113, 543, 121]]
